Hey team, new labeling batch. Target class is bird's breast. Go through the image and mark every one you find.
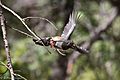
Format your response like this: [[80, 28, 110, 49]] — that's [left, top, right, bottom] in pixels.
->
[[52, 36, 62, 41]]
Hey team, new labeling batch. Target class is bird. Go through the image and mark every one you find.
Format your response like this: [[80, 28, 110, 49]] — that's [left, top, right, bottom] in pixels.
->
[[33, 12, 88, 55]]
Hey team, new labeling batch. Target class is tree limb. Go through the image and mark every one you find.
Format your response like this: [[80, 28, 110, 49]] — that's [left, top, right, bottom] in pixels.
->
[[0, 2, 52, 54], [0, 1, 14, 79]]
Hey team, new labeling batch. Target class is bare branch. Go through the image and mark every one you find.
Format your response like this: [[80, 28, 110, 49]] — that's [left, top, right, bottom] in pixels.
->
[[8, 26, 34, 38], [0, 3, 39, 39], [0, 61, 9, 77], [14, 73, 27, 80], [23, 17, 58, 30], [0, 2, 52, 54], [0, 61, 27, 80], [0, 1, 14, 79]]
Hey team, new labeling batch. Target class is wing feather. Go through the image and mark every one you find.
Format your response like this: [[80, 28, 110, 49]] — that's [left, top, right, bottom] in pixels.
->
[[61, 12, 76, 40], [55, 12, 83, 49]]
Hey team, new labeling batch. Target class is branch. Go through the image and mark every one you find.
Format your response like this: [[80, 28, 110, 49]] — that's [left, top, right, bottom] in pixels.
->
[[14, 73, 27, 80], [0, 2, 39, 39], [0, 1, 14, 79], [23, 17, 58, 30], [0, 2, 52, 54], [8, 26, 34, 38], [0, 61, 27, 80], [0, 61, 8, 76], [67, 7, 117, 75]]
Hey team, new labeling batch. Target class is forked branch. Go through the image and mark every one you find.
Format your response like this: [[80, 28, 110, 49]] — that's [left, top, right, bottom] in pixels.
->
[[0, 2, 53, 54]]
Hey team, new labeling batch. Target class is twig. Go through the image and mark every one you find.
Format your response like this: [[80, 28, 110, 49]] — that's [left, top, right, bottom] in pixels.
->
[[8, 26, 34, 38], [0, 61, 8, 76], [0, 61, 27, 80], [14, 73, 27, 80], [23, 17, 58, 30], [0, 1, 15, 79], [0, 3, 39, 39], [0, 61, 9, 69], [0, 2, 52, 54]]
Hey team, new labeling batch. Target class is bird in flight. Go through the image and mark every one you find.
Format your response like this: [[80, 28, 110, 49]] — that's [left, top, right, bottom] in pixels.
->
[[33, 12, 89, 55]]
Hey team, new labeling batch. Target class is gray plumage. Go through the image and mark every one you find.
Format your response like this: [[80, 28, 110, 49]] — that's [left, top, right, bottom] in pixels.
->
[[55, 12, 76, 49], [61, 13, 76, 40]]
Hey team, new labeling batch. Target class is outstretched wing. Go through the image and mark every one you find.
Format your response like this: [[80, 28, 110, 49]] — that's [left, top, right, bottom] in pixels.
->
[[61, 11, 83, 40], [54, 12, 76, 49], [55, 12, 83, 49], [61, 12, 76, 40]]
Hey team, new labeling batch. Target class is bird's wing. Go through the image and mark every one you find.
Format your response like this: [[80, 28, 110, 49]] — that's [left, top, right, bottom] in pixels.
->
[[54, 12, 76, 49], [61, 12, 76, 40], [55, 12, 83, 49]]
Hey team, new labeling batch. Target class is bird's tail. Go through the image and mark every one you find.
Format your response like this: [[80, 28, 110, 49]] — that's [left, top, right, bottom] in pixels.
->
[[71, 44, 89, 54]]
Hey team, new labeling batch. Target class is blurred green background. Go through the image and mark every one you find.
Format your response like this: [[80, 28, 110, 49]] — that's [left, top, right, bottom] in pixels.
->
[[0, 0, 120, 80]]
